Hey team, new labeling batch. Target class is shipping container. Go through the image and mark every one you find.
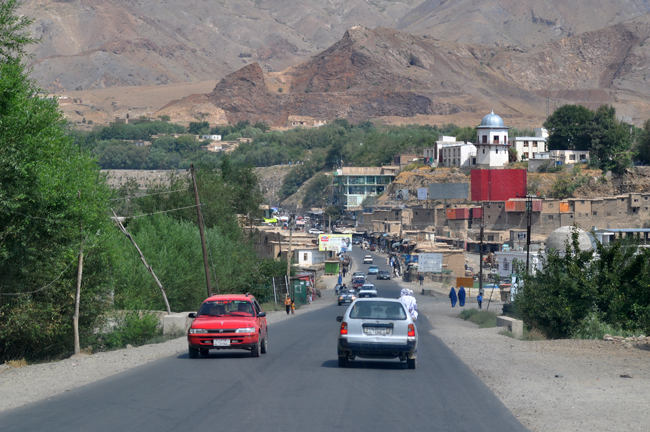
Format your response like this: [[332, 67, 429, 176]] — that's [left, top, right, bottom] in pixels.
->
[[532, 200, 542, 212], [446, 209, 456, 220], [471, 169, 527, 202], [559, 202, 570, 213], [472, 207, 483, 219]]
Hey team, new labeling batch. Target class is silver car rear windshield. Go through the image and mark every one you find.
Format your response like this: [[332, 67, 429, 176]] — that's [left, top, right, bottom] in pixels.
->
[[349, 301, 407, 320]]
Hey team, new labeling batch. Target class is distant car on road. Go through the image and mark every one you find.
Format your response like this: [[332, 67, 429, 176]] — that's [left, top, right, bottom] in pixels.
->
[[309, 228, 324, 234], [352, 272, 365, 278], [351, 276, 366, 290], [363, 255, 373, 264], [367, 265, 379, 275], [336, 299, 418, 368], [358, 283, 377, 298], [338, 289, 357, 306], [377, 270, 391, 280], [187, 294, 268, 358]]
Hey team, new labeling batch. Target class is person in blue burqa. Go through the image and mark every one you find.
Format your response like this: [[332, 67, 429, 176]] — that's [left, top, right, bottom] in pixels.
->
[[449, 286, 457, 307], [458, 286, 466, 307]]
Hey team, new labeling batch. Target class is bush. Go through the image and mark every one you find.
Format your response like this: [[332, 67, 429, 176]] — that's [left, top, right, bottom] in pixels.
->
[[571, 312, 636, 340], [459, 309, 479, 320], [459, 309, 497, 328], [100, 312, 161, 350]]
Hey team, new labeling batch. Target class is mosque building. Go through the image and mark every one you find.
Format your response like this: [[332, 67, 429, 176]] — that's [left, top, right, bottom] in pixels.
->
[[472, 111, 510, 168]]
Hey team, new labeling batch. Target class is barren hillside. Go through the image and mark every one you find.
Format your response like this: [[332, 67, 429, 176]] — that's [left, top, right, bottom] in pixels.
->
[[158, 21, 650, 126]]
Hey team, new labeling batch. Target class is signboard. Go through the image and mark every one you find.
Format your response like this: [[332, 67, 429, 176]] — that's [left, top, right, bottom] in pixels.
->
[[428, 183, 469, 200], [318, 234, 352, 252], [418, 253, 443, 273], [395, 189, 409, 201], [417, 188, 428, 201]]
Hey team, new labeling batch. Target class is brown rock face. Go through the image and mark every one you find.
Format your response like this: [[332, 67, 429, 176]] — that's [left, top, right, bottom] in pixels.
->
[[163, 20, 650, 126]]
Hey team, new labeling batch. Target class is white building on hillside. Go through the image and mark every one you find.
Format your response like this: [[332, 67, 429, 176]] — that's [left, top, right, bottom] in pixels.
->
[[201, 134, 222, 141], [471, 111, 510, 168], [509, 128, 548, 161], [424, 136, 476, 167], [440, 142, 477, 168]]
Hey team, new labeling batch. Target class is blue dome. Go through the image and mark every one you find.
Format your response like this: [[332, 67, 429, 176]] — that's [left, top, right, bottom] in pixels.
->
[[480, 110, 505, 127]]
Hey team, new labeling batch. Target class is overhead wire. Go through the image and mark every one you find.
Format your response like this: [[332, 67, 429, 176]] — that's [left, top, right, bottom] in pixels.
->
[[0, 251, 81, 296], [118, 204, 202, 219], [109, 189, 188, 201]]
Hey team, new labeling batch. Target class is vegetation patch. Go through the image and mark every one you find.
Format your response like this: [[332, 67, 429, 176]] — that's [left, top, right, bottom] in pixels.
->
[[459, 309, 497, 328]]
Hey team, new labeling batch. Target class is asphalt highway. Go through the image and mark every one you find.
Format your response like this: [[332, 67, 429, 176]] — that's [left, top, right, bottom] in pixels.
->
[[0, 248, 527, 431]]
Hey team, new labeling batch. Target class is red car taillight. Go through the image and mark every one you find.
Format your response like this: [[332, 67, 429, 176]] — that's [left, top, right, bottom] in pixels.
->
[[340, 322, 348, 335], [408, 324, 415, 337]]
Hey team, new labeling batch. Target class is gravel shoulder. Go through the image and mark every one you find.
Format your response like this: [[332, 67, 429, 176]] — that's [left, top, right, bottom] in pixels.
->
[[405, 280, 650, 432], [0, 279, 335, 413]]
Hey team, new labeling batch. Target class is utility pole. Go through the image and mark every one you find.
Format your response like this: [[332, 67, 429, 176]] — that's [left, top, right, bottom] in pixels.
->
[[526, 194, 532, 274], [73, 190, 83, 355], [286, 214, 294, 281], [112, 210, 172, 315], [190, 164, 212, 297], [479, 203, 484, 296]]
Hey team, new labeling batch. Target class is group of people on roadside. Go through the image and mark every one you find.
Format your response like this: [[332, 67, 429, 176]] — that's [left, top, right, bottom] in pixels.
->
[[399, 289, 418, 321], [448, 286, 483, 309]]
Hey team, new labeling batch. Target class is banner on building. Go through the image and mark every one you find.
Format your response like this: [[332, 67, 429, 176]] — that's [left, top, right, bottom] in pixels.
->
[[318, 234, 352, 252], [395, 189, 409, 200], [417, 188, 428, 200], [471, 169, 526, 201], [428, 183, 469, 200], [418, 253, 443, 272]]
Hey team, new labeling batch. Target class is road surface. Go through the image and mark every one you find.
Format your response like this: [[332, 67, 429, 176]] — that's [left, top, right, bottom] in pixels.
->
[[0, 248, 527, 431]]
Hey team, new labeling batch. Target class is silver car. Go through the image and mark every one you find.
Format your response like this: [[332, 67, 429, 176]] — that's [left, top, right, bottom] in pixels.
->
[[336, 298, 418, 369], [358, 283, 377, 298]]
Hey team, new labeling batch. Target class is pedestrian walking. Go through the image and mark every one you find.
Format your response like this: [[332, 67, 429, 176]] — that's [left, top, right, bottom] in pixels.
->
[[477, 293, 483, 310], [449, 287, 457, 307], [458, 286, 466, 307], [284, 295, 291, 315], [342, 267, 347, 278], [291, 299, 296, 314], [419, 274, 424, 286]]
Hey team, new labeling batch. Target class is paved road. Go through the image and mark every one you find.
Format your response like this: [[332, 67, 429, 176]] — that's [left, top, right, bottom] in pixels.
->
[[0, 248, 527, 432]]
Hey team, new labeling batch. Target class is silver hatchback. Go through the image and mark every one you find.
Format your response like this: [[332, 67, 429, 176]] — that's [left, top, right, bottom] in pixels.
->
[[336, 298, 418, 369]]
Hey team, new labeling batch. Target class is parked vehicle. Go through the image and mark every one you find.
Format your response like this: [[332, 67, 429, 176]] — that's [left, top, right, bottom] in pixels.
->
[[338, 289, 357, 306], [336, 299, 418, 368], [187, 294, 268, 358], [363, 255, 373, 264], [367, 265, 379, 275], [358, 283, 377, 298], [309, 228, 324, 234], [377, 270, 391, 280]]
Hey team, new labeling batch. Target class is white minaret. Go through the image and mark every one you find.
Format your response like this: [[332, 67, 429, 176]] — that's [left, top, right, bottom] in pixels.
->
[[473, 111, 509, 168]]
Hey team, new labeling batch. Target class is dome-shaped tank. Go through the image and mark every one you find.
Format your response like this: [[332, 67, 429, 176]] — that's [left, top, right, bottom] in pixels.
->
[[546, 226, 593, 252], [480, 110, 505, 127]]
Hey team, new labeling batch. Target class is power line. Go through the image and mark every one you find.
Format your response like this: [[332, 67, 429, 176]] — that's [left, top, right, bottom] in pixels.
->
[[118, 204, 202, 219], [109, 189, 188, 201], [5, 211, 67, 223], [0, 252, 81, 296]]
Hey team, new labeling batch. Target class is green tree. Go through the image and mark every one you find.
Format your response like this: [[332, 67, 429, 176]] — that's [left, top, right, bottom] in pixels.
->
[[0, 3, 114, 360], [301, 172, 331, 208], [588, 105, 632, 173], [188, 121, 210, 135], [544, 104, 594, 150], [636, 119, 650, 165]]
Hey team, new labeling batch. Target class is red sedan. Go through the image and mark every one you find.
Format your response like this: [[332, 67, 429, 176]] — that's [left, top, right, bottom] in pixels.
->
[[187, 294, 268, 358]]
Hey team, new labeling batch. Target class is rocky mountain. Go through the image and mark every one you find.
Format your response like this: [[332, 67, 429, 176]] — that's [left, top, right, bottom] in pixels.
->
[[157, 18, 650, 126], [20, 0, 650, 95], [397, 0, 650, 49]]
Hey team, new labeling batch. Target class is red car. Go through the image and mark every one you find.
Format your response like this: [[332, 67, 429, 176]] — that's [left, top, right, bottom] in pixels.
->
[[187, 294, 268, 358]]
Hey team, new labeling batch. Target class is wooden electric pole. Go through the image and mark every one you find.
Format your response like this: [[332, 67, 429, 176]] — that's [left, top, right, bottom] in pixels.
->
[[191, 164, 212, 297], [526, 195, 532, 274], [112, 210, 172, 315], [286, 214, 293, 282], [73, 190, 83, 355]]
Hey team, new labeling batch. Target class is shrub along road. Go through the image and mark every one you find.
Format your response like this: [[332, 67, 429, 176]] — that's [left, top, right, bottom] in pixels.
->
[[0, 247, 526, 431]]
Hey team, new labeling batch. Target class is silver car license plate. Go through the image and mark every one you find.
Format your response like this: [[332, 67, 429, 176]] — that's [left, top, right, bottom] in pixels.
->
[[364, 327, 388, 336], [213, 339, 230, 347]]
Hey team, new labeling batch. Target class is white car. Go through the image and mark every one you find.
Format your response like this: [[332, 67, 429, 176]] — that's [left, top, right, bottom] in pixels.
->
[[309, 228, 324, 234], [337, 298, 418, 368], [363, 255, 373, 264], [358, 283, 377, 298]]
